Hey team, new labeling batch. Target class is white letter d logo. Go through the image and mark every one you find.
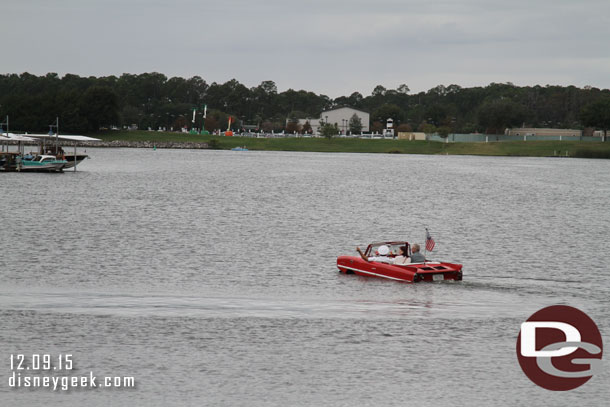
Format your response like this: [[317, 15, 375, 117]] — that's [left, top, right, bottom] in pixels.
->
[[520, 322, 581, 357]]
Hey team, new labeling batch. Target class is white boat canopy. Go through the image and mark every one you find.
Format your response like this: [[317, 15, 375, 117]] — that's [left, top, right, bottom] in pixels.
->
[[1, 133, 36, 141], [20, 133, 101, 142]]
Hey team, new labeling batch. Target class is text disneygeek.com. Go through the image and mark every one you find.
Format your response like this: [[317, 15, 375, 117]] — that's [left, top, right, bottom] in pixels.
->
[[8, 354, 135, 391]]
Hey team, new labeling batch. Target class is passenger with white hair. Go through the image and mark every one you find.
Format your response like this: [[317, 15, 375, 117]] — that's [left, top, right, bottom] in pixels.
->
[[356, 245, 393, 264]]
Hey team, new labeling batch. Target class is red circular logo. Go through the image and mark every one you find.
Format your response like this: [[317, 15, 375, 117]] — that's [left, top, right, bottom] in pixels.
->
[[516, 305, 603, 391]]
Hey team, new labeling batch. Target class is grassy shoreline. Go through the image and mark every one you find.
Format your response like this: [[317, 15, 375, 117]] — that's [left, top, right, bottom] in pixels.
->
[[90, 131, 610, 158]]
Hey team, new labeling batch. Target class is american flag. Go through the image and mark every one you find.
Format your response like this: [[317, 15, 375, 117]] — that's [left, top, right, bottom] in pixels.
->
[[426, 229, 435, 251]]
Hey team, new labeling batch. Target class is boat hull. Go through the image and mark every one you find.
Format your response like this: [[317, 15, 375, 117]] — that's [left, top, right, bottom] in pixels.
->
[[63, 154, 88, 169], [337, 256, 462, 283], [20, 160, 67, 172]]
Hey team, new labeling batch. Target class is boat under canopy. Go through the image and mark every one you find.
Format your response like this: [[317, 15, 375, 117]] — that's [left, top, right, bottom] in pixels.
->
[[1, 132, 100, 172]]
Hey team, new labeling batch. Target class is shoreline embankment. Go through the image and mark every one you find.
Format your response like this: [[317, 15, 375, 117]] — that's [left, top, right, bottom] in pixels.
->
[[4, 131, 610, 158]]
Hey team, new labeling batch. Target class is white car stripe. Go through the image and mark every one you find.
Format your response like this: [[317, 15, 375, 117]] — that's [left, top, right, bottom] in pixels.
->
[[341, 266, 412, 282]]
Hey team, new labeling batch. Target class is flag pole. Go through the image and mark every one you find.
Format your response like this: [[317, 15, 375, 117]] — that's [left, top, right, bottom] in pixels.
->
[[424, 227, 427, 264]]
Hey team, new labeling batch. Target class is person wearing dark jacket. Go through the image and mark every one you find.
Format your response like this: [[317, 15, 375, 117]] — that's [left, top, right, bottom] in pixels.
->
[[410, 244, 426, 263]]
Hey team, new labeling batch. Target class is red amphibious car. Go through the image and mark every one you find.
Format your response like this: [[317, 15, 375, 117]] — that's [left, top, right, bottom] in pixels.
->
[[337, 241, 463, 283]]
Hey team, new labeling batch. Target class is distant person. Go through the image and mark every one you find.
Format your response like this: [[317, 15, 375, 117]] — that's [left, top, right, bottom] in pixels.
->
[[410, 244, 426, 263], [393, 245, 411, 265], [356, 245, 393, 264]]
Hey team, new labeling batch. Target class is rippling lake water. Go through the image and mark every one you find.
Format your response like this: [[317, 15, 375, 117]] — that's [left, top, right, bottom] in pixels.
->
[[1, 148, 608, 406]]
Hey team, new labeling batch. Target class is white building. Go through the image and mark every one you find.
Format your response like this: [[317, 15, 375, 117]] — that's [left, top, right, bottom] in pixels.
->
[[321, 107, 369, 134], [294, 107, 370, 135], [294, 117, 321, 134]]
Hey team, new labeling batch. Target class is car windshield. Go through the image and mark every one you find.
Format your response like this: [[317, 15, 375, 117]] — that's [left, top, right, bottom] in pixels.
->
[[369, 243, 408, 257]]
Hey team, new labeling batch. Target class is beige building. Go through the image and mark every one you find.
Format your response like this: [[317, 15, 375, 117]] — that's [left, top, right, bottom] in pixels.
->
[[505, 128, 582, 138], [398, 132, 426, 140]]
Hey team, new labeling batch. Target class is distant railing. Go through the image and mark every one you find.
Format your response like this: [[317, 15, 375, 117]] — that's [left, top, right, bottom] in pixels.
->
[[424, 133, 603, 143]]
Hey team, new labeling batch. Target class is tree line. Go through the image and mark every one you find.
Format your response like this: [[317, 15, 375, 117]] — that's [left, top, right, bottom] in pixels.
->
[[0, 72, 609, 136]]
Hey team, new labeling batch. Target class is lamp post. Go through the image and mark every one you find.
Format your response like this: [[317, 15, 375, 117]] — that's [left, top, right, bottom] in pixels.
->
[[0, 115, 8, 152], [451, 116, 457, 142], [49, 117, 59, 154]]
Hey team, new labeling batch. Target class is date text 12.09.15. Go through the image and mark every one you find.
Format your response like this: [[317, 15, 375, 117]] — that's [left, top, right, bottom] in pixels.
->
[[10, 354, 73, 371]]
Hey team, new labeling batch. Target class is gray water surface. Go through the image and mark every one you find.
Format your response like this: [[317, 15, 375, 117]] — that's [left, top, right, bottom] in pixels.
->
[[1, 148, 608, 406]]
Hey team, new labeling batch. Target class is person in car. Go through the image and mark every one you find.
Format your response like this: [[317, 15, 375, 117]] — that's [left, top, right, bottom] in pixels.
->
[[410, 244, 426, 263], [356, 245, 393, 263], [393, 245, 411, 265]]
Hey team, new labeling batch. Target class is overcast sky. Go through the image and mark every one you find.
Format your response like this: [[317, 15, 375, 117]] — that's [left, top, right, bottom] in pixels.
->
[[2, 0, 609, 97]]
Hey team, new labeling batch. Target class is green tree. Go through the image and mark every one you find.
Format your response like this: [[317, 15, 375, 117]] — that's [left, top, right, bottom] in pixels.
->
[[372, 103, 405, 125], [261, 121, 273, 132], [395, 123, 412, 133], [4, 71, 610, 136], [287, 111, 302, 123], [349, 92, 363, 106], [251, 80, 278, 119], [320, 122, 339, 139], [437, 126, 451, 138], [371, 121, 384, 133], [204, 116, 219, 131], [581, 98, 610, 141], [348, 113, 363, 134], [372, 85, 386, 97], [286, 121, 300, 133], [425, 104, 449, 126], [55, 89, 88, 132], [420, 123, 437, 134], [397, 84, 410, 94], [79, 86, 119, 131], [477, 99, 527, 134], [302, 121, 312, 133], [220, 79, 249, 116]]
